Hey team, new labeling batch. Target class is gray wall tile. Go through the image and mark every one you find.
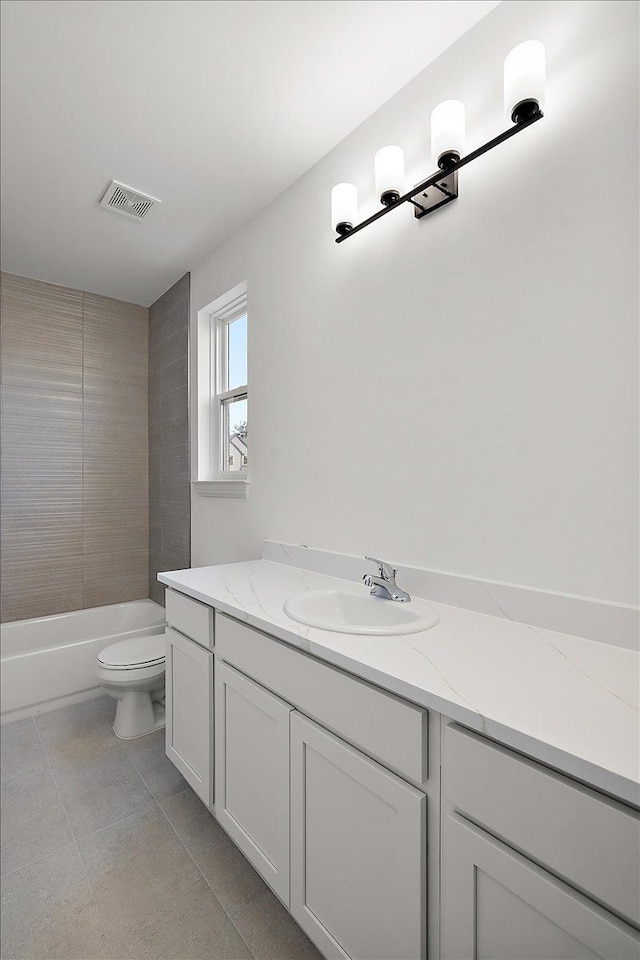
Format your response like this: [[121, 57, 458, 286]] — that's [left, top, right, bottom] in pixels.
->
[[82, 290, 149, 610], [0, 272, 150, 622], [0, 557, 84, 621], [158, 355, 188, 396], [1, 505, 83, 562], [1, 273, 83, 366], [161, 498, 190, 572], [82, 294, 148, 374], [0, 273, 84, 622], [0, 271, 192, 621], [148, 274, 190, 598], [161, 383, 189, 424], [83, 549, 149, 608], [2, 415, 83, 459]]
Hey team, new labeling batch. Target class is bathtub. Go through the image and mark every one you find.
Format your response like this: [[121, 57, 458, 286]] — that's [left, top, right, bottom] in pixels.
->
[[0, 599, 166, 723]]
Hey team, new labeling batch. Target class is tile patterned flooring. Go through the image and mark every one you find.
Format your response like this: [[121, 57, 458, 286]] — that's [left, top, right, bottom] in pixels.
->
[[0, 698, 322, 960]]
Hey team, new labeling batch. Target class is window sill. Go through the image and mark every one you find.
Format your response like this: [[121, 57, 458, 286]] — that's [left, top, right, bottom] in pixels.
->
[[192, 479, 250, 499]]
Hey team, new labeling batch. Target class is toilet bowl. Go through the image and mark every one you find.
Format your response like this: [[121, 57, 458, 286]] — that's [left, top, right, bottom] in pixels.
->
[[97, 633, 166, 739]]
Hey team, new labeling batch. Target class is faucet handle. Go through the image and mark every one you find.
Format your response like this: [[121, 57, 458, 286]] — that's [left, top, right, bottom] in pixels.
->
[[365, 556, 396, 581]]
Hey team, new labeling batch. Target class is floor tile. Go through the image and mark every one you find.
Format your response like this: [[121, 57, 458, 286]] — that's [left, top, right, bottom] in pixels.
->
[[48, 743, 155, 840], [91, 694, 116, 725], [35, 700, 116, 764], [1, 718, 52, 798], [1, 717, 48, 795], [78, 807, 251, 960], [121, 728, 187, 801], [154, 881, 253, 960], [1, 770, 75, 877], [1, 717, 41, 774], [0, 843, 112, 960], [160, 786, 269, 918], [231, 891, 323, 960], [1, 702, 325, 959], [1, 718, 75, 876]]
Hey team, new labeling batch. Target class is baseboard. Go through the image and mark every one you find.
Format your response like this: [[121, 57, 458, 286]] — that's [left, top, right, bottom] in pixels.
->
[[0, 686, 102, 724]]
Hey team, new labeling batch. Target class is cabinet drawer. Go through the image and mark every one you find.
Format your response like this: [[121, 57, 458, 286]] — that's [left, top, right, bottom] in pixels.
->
[[444, 723, 640, 926], [216, 613, 428, 784], [166, 589, 213, 649]]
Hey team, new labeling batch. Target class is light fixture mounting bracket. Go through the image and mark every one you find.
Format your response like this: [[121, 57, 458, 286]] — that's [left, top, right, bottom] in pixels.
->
[[410, 170, 458, 220]]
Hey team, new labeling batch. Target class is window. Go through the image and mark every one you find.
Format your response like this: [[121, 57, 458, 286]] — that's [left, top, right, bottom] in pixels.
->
[[195, 281, 249, 496], [215, 309, 248, 476]]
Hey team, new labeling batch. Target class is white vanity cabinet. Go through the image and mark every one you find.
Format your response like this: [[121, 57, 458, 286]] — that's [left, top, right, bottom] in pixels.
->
[[215, 612, 429, 959], [290, 712, 426, 960], [441, 723, 640, 960], [165, 590, 214, 807], [161, 581, 639, 960], [214, 660, 292, 904]]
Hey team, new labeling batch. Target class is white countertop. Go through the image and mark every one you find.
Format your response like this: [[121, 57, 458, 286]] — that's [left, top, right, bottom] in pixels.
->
[[159, 560, 640, 806]]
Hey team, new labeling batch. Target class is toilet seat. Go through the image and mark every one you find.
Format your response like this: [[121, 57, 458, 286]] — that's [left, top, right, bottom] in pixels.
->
[[96, 631, 166, 739], [96, 659, 164, 687], [98, 633, 165, 671]]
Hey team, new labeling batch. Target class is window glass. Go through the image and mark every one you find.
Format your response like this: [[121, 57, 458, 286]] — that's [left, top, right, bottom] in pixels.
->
[[222, 396, 248, 472], [227, 313, 247, 391]]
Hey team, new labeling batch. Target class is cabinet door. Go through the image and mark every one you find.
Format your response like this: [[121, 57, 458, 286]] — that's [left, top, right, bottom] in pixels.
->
[[215, 661, 292, 905], [165, 627, 213, 807], [291, 712, 426, 960], [441, 813, 640, 960]]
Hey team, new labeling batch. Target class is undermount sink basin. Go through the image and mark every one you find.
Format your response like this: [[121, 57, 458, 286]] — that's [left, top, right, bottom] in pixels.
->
[[283, 589, 439, 636]]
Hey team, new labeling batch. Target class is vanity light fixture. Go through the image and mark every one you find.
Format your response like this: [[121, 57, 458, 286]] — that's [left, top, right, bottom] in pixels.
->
[[331, 182, 359, 237], [374, 145, 405, 207], [331, 40, 545, 243], [431, 100, 466, 170]]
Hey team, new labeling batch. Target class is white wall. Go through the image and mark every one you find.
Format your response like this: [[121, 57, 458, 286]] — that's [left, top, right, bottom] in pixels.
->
[[190, 0, 639, 607]]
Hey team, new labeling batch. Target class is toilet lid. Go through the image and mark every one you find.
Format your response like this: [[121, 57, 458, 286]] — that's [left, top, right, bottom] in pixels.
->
[[98, 633, 165, 669]]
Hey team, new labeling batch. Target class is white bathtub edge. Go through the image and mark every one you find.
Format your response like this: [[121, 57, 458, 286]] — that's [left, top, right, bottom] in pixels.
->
[[1, 601, 166, 721]]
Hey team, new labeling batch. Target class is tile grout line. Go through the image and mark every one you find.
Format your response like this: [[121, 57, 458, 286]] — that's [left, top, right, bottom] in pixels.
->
[[0, 717, 60, 881], [15, 705, 255, 959], [90, 697, 258, 960], [87, 701, 258, 960], [32, 712, 115, 957], [149, 791, 258, 960], [0, 785, 190, 881]]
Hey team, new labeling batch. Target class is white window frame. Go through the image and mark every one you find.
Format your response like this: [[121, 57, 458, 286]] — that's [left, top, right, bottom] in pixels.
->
[[213, 306, 248, 479], [194, 281, 249, 497]]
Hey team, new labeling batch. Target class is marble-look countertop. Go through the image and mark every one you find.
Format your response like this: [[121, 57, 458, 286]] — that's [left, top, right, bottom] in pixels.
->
[[158, 560, 640, 806]]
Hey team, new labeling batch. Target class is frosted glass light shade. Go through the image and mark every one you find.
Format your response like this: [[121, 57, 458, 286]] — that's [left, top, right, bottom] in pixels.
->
[[431, 100, 466, 168], [331, 183, 357, 232], [374, 146, 404, 201], [504, 41, 545, 122]]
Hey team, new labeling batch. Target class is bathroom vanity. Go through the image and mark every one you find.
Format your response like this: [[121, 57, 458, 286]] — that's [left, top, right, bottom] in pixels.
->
[[158, 559, 640, 960]]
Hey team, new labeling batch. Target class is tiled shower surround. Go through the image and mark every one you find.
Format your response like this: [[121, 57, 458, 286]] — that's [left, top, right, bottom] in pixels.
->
[[148, 273, 190, 606], [0, 273, 149, 622], [0, 271, 190, 621]]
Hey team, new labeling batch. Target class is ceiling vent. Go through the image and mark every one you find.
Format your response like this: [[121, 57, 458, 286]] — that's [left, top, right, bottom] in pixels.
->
[[99, 180, 160, 221]]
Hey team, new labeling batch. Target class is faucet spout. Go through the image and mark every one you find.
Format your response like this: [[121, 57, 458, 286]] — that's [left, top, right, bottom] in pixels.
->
[[363, 557, 411, 602]]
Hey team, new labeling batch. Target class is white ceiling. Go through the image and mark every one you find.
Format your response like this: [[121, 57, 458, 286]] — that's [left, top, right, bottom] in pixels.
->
[[0, 0, 499, 306]]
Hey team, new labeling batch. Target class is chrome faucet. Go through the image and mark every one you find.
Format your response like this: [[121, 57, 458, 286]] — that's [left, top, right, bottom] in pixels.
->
[[363, 556, 411, 603]]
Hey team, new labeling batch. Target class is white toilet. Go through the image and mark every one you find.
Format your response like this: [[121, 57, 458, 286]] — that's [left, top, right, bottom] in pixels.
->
[[96, 633, 166, 739]]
